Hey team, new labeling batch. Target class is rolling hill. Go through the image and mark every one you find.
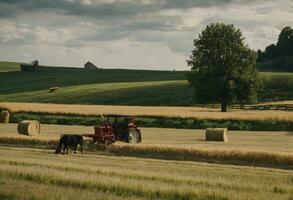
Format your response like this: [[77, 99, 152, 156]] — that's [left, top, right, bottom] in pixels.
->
[[0, 61, 292, 106]]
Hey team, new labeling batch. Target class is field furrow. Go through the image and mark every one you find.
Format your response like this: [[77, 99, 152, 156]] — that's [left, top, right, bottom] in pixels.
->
[[0, 147, 292, 200]]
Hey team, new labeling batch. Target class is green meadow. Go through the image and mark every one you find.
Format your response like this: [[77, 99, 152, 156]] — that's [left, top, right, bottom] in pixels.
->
[[0, 61, 292, 106]]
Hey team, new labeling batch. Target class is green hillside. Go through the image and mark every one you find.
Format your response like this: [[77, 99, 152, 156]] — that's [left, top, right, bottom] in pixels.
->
[[0, 62, 192, 106], [0, 61, 21, 72], [0, 65, 186, 94], [0, 61, 292, 106], [0, 80, 193, 106]]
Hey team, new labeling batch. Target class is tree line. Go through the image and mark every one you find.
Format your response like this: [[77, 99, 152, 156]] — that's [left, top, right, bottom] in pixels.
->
[[257, 26, 293, 61], [257, 26, 293, 71]]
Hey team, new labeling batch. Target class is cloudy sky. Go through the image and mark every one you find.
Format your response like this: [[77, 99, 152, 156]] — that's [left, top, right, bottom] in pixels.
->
[[0, 0, 292, 70]]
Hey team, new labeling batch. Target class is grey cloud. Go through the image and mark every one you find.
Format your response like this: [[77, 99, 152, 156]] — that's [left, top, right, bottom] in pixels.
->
[[0, 0, 292, 69], [161, 0, 231, 8], [0, 0, 155, 19], [0, 0, 260, 19]]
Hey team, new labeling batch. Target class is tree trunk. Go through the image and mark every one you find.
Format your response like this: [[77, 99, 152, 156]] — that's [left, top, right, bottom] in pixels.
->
[[221, 102, 227, 112]]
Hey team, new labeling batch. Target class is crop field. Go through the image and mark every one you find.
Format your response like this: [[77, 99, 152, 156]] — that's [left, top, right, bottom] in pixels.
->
[[0, 123, 292, 200], [0, 146, 292, 200], [0, 123, 292, 168], [1, 123, 292, 153], [1, 102, 292, 121], [0, 62, 292, 199]]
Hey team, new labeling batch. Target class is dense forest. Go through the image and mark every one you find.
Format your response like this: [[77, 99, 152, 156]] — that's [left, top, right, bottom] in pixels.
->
[[257, 26, 293, 72]]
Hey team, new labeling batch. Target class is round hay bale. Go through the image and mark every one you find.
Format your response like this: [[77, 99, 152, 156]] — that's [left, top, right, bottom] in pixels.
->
[[0, 110, 10, 123], [18, 120, 41, 136], [205, 128, 228, 142]]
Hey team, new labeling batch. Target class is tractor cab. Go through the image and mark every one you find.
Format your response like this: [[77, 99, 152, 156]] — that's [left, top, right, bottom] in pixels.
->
[[103, 114, 140, 142], [105, 114, 135, 128]]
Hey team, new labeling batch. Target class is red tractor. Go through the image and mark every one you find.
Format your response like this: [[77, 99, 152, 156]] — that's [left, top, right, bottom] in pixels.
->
[[83, 114, 142, 146]]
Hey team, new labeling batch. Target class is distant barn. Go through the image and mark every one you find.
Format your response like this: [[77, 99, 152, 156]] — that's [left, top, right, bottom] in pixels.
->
[[84, 61, 98, 70]]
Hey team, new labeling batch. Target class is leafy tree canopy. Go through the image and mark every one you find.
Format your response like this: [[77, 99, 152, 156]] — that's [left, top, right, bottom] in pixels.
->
[[187, 23, 260, 112]]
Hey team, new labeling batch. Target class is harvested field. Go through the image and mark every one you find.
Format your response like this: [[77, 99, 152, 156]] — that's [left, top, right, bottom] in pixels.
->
[[1, 102, 293, 121], [1, 124, 292, 153], [0, 124, 292, 168], [0, 146, 292, 200]]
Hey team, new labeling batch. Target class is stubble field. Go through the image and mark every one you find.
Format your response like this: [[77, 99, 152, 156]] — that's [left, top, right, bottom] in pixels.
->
[[1, 102, 293, 121], [0, 146, 292, 200]]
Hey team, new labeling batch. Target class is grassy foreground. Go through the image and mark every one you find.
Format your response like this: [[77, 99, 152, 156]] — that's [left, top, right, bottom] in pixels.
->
[[0, 146, 292, 200]]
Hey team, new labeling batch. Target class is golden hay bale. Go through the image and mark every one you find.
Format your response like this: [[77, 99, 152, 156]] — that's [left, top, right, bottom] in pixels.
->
[[0, 110, 10, 123], [18, 120, 41, 136], [205, 128, 228, 142]]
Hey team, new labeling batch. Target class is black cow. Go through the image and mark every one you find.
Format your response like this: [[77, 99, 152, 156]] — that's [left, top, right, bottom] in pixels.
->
[[55, 134, 83, 155]]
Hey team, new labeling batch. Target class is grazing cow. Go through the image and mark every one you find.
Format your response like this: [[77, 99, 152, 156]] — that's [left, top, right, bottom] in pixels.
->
[[55, 134, 83, 155], [49, 87, 59, 93]]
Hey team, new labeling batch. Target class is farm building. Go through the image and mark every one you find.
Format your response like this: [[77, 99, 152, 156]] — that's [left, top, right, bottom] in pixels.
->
[[84, 61, 98, 69]]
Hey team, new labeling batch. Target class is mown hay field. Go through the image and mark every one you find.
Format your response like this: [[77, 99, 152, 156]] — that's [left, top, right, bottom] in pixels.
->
[[1, 102, 292, 121], [0, 124, 292, 199], [0, 146, 292, 200], [1, 124, 292, 153], [0, 124, 292, 168]]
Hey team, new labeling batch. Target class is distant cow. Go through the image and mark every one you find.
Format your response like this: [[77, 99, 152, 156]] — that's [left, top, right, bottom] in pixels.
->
[[55, 134, 83, 155], [49, 87, 59, 93]]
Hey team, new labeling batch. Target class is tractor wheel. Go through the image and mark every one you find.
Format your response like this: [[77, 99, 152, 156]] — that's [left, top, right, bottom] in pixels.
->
[[128, 129, 138, 143]]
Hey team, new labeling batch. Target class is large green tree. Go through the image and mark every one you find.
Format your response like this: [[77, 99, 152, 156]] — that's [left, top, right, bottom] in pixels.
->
[[187, 23, 259, 112]]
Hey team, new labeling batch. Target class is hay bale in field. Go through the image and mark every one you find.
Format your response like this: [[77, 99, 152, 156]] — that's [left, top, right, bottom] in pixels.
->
[[0, 110, 10, 123], [18, 120, 41, 136], [205, 128, 228, 142]]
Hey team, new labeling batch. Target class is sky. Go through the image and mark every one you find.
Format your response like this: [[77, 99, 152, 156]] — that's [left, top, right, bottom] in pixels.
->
[[0, 0, 292, 70]]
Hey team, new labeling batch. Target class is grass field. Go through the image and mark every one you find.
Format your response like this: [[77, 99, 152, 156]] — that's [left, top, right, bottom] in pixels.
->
[[1, 102, 292, 121], [0, 61, 21, 72], [0, 61, 292, 106], [0, 81, 193, 106]]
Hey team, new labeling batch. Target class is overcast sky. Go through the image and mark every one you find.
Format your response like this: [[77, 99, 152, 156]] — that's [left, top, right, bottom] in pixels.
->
[[0, 0, 292, 70]]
